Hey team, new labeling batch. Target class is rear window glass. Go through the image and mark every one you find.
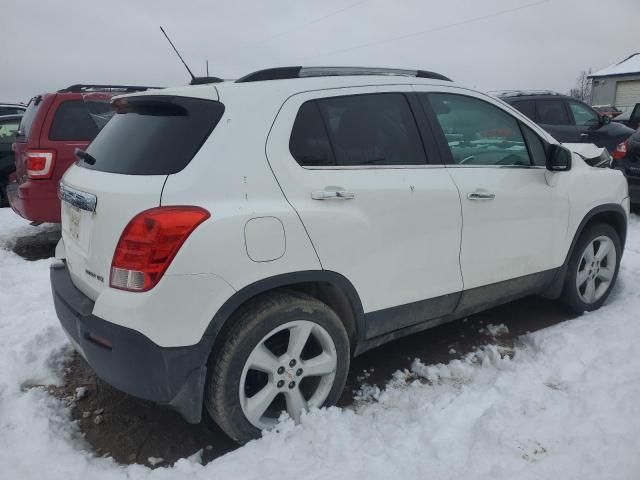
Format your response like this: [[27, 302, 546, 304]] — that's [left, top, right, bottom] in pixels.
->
[[49, 99, 113, 141], [18, 98, 41, 138], [82, 96, 224, 175], [289, 101, 335, 166], [511, 100, 536, 120], [290, 93, 426, 167], [536, 100, 569, 125]]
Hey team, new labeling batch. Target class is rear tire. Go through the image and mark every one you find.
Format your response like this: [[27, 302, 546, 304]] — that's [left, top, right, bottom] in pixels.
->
[[205, 291, 350, 444], [560, 223, 621, 314]]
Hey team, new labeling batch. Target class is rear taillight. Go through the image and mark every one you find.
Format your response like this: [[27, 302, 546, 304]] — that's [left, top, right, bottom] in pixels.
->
[[612, 140, 628, 161], [25, 149, 56, 179], [110, 206, 210, 292]]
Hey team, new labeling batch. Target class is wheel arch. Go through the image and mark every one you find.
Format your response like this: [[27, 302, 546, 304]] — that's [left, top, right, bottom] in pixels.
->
[[542, 203, 627, 299], [568, 204, 627, 260], [203, 271, 366, 362]]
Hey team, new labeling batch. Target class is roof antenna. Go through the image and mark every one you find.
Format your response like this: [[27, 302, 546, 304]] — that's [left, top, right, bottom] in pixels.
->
[[159, 26, 222, 85], [160, 26, 195, 82]]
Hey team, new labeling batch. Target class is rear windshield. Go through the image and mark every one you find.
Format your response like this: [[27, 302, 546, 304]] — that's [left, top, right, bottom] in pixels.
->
[[49, 99, 114, 141], [18, 97, 42, 139], [81, 96, 224, 175]]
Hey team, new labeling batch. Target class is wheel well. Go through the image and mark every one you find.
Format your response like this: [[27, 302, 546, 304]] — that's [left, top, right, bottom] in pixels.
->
[[208, 281, 360, 366], [581, 210, 627, 249]]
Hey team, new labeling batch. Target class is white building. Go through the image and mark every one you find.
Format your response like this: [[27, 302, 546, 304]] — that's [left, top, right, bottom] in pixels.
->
[[590, 53, 640, 112]]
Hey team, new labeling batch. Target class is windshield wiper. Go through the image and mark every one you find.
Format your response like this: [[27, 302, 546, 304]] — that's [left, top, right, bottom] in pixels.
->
[[74, 148, 97, 165]]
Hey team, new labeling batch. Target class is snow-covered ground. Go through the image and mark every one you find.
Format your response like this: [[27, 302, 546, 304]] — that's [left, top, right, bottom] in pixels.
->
[[1, 207, 640, 479]]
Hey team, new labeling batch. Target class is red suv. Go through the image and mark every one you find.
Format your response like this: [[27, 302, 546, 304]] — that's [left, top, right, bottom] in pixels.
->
[[8, 84, 155, 223]]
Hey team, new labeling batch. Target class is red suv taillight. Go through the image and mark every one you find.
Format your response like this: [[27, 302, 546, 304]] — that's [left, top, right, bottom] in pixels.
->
[[612, 140, 628, 161], [25, 149, 56, 179], [110, 206, 210, 292]]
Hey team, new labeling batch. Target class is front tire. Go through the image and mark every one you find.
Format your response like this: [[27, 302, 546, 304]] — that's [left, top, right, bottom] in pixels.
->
[[560, 223, 621, 314], [205, 291, 350, 444]]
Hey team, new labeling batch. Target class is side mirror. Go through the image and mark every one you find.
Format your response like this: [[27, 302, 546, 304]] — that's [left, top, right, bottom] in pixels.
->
[[547, 144, 572, 171], [599, 115, 611, 125]]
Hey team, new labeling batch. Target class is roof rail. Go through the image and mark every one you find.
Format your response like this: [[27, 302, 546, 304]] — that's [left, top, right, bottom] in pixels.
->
[[489, 89, 562, 98], [236, 66, 452, 83], [57, 84, 160, 93]]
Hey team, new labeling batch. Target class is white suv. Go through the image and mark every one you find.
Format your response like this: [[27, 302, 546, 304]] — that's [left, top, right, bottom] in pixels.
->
[[51, 66, 629, 443]]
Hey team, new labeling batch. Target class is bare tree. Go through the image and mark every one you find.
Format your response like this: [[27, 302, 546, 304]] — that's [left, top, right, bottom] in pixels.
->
[[569, 70, 592, 103]]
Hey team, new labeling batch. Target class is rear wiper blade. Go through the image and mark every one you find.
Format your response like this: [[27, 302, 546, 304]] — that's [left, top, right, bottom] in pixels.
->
[[74, 148, 96, 165]]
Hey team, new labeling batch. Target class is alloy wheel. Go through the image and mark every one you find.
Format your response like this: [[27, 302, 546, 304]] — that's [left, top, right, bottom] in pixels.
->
[[239, 320, 337, 429], [576, 235, 616, 304]]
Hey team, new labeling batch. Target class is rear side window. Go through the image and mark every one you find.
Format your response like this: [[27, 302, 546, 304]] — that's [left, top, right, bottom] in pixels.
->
[[510, 100, 536, 120], [82, 96, 224, 175], [49, 99, 113, 141], [289, 102, 335, 166], [536, 100, 569, 125], [290, 93, 426, 167]]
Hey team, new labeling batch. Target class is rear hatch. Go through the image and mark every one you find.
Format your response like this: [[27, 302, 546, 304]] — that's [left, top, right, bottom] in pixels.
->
[[60, 94, 225, 300], [13, 95, 47, 180], [14, 93, 115, 183]]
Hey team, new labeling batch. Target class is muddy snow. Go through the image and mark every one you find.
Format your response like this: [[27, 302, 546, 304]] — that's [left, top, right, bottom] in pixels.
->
[[1, 208, 639, 479]]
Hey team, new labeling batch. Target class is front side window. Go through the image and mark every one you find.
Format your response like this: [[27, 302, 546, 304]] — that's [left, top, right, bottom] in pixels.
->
[[289, 93, 426, 167], [426, 93, 531, 166], [536, 100, 569, 125], [521, 124, 547, 166], [568, 101, 599, 126]]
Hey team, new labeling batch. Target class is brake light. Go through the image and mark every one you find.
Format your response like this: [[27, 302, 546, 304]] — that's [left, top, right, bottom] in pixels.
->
[[26, 149, 56, 179], [612, 140, 628, 161], [110, 206, 210, 292]]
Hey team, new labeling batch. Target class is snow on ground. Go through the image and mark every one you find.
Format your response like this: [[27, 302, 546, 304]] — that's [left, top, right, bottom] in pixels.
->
[[1, 207, 640, 479]]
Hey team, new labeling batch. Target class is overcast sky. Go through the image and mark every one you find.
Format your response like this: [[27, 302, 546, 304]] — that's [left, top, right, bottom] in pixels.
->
[[2, 0, 638, 102]]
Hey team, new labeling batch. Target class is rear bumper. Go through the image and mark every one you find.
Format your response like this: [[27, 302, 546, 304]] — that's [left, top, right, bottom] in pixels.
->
[[50, 262, 209, 423], [7, 180, 61, 223]]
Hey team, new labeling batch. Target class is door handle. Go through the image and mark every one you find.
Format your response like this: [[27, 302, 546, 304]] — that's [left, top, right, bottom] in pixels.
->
[[580, 133, 589, 139], [467, 192, 496, 200], [311, 190, 355, 200]]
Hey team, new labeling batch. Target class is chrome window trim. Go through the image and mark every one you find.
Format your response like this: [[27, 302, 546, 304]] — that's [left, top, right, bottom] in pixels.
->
[[299, 164, 445, 171], [444, 164, 546, 169]]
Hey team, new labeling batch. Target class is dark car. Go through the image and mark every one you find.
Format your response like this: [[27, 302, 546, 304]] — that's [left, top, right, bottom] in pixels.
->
[[0, 114, 22, 207], [0, 103, 26, 116], [611, 128, 640, 206], [612, 103, 640, 130], [497, 91, 635, 153], [7, 84, 156, 223]]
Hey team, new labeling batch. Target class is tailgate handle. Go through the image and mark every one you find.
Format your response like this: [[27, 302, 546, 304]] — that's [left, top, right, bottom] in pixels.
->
[[59, 183, 98, 212]]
